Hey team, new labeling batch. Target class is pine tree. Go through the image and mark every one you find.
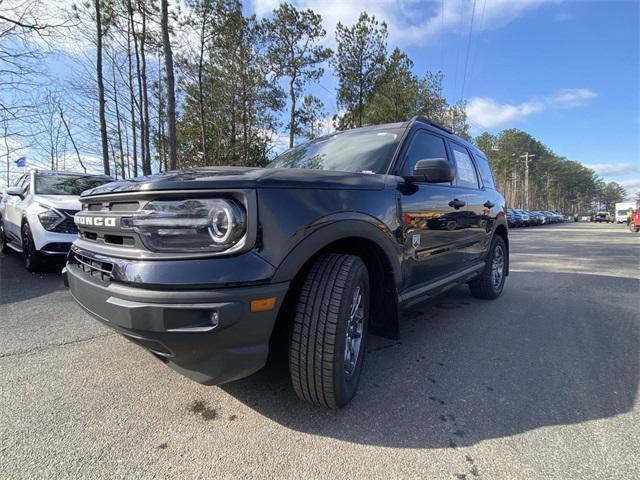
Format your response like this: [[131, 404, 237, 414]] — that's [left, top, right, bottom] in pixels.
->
[[333, 12, 387, 129], [264, 3, 331, 148]]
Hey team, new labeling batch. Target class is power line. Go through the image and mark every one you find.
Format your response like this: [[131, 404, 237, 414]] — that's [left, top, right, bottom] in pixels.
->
[[440, 0, 446, 74], [465, 0, 487, 98], [460, 0, 477, 102]]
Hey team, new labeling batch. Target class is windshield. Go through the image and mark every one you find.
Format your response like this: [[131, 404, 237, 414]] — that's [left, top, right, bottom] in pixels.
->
[[268, 128, 402, 174], [618, 210, 630, 215], [35, 174, 112, 195]]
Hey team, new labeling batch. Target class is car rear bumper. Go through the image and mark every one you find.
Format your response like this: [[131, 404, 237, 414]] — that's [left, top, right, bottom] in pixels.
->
[[64, 260, 290, 385]]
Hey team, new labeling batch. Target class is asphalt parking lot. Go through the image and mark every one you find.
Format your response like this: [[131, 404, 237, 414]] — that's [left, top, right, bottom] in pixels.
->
[[1, 222, 638, 479]]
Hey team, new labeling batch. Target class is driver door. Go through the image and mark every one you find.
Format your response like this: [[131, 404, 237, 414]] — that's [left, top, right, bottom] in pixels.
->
[[397, 129, 472, 290]]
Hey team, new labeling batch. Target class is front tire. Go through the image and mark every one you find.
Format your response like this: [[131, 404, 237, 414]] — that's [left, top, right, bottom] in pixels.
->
[[289, 254, 369, 409], [469, 235, 507, 300], [22, 222, 44, 272], [0, 220, 12, 254]]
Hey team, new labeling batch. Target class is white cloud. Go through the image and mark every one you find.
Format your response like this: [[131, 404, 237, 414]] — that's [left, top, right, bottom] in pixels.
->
[[466, 88, 597, 129], [584, 162, 639, 176], [551, 88, 597, 107], [466, 97, 543, 128], [619, 179, 640, 199], [250, 0, 563, 47]]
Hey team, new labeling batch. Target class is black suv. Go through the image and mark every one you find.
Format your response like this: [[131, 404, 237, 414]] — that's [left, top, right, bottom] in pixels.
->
[[65, 117, 508, 408]]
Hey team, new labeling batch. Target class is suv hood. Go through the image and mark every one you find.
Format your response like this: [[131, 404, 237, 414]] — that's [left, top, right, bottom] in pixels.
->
[[36, 194, 81, 211], [81, 167, 387, 196]]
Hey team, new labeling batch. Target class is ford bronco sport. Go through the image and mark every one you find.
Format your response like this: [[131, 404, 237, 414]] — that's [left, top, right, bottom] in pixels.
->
[[65, 117, 508, 408]]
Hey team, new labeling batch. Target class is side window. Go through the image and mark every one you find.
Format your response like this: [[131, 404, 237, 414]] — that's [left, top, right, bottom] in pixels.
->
[[473, 152, 496, 189], [450, 143, 479, 189], [401, 130, 449, 178]]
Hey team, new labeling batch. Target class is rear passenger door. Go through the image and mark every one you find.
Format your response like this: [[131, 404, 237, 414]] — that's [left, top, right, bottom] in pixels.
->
[[397, 130, 474, 290], [448, 141, 489, 263]]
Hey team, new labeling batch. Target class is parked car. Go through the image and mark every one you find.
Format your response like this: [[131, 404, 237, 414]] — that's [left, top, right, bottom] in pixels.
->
[[528, 210, 545, 225], [594, 211, 613, 223], [514, 209, 531, 226], [0, 170, 113, 271], [65, 116, 509, 408], [506, 208, 523, 227]]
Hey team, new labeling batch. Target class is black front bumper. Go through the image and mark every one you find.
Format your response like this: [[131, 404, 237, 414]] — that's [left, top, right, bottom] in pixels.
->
[[65, 259, 289, 385]]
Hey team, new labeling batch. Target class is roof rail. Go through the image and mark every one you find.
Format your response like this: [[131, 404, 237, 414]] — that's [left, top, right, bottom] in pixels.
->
[[408, 115, 454, 135]]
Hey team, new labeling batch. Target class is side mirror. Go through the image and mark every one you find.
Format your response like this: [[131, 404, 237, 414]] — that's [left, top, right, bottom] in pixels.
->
[[5, 186, 25, 198], [410, 158, 454, 183]]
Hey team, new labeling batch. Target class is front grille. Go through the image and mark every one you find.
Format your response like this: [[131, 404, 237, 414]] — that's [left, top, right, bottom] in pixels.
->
[[76, 201, 141, 250], [74, 253, 113, 281], [54, 217, 78, 234], [86, 201, 142, 212]]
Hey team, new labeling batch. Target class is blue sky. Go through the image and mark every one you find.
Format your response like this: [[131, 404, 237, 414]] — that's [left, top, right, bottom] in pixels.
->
[[252, 0, 639, 197], [2, 0, 638, 197]]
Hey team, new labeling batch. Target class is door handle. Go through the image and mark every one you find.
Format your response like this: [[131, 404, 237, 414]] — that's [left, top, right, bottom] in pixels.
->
[[484, 201, 495, 208], [449, 199, 466, 209]]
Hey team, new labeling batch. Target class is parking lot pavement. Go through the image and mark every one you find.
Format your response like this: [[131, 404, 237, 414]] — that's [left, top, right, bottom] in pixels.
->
[[0, 222, 638, 479]]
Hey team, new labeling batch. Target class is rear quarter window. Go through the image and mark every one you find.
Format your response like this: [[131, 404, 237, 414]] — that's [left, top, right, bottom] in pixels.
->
[[473, 151, 496, 189]]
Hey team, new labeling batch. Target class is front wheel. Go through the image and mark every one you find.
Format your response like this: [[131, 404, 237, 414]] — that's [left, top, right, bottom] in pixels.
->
[[630, 223, 640, 233], [22, 222, 44, 272], [0, 220, 12, 254], [289, 253, 369, 409], [469, 235, 507, 300]]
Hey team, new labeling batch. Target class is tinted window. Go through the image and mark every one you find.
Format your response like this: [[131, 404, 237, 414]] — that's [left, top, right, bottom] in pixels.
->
[[401, 130, 449, 177], [450, 143, 479, 189], [268, 129, 402, 174], [35, 174, 112, 195], [473, 151, 496, 189]]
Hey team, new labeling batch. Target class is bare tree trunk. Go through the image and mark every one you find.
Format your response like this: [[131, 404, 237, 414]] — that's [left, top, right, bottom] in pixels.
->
[[111, 52, 126, 179], [288, 76, 296, 149], [131, 0, 146, 176], [197, 10, 208, 163], [161, 0, 177, 170], [59, 108, 86, 173], [156, 52, 165, 172], [126, 0, 139, 178], [140, 0, 152, 175], [95, 0, 110, 175], [109, 138, 118, 180]]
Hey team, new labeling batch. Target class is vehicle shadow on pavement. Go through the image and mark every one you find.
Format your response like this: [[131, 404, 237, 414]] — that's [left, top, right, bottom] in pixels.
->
[[0, 253, 66, 305], [222, 271, 638, 449]]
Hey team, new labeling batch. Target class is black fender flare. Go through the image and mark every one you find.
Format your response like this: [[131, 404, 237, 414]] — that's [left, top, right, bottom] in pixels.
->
[[270, 215, 403, 289]]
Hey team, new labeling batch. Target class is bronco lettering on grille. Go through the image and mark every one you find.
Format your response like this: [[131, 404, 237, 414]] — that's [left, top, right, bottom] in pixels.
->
[[75, 215, 117, 228]]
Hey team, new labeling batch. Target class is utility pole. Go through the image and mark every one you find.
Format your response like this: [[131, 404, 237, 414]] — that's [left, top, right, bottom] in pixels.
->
[[520, 152, 535, 209]]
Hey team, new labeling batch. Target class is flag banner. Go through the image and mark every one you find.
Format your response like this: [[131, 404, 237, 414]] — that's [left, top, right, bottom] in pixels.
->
[[15, 157, 26, 167]]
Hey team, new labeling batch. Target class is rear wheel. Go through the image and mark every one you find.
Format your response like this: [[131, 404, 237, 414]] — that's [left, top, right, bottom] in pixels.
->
[[22, 222, 44, 272], [469, 235, 507, 300], [289, 253, 369, 409], [630, 223, 639, 233]]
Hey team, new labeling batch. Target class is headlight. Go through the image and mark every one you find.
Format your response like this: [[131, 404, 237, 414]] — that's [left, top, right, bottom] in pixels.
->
[[38, 208, 64, 231], [130, 198, 246, 252]]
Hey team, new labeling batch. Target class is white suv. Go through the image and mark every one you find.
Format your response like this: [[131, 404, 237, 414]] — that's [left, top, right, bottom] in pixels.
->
[[0, 170, 112, 271]]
